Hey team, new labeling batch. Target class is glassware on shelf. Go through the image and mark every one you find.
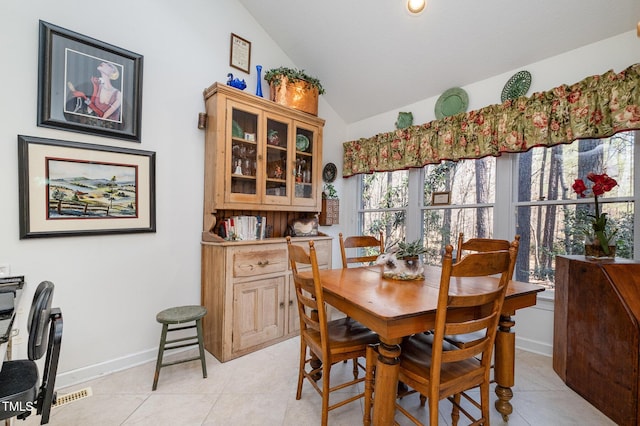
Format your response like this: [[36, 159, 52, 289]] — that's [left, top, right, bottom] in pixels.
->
[[234, 159, 243, 175]]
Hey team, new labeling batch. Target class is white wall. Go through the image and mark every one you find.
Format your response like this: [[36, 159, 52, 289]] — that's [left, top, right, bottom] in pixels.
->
[[0, 0, 346, 387]]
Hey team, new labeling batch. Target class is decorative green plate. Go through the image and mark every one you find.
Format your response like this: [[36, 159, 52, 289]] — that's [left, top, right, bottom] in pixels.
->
[[501, 70, 532, 102], [434, 87, 468, 119], [296, 134, 310, 152], [322, 163, 337, 183]]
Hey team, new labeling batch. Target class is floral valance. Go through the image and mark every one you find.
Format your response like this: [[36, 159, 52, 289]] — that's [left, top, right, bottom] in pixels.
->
[[342, 63, 640, 177]]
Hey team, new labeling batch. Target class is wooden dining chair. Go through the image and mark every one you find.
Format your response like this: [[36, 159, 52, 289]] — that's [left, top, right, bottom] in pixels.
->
[[286, 237, 379, 426], [339, 231, 384, 268], [447, 234, 520, 350], [456, 232, 518, 264], [363, 240, 518, 426]]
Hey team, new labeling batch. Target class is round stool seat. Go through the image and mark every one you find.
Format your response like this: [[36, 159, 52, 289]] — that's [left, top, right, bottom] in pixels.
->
[[156, 305, 207, 325]]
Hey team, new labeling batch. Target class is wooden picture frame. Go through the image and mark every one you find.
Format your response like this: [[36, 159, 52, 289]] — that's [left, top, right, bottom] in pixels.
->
[[37, 21, 144, 142], [229, 33, 251, 74], [431, 191, 451, 206], [18, 135, 156, 239]]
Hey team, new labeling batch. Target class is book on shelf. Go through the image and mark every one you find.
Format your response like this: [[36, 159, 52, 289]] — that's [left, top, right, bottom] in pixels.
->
[[223, 216, 266, 241]]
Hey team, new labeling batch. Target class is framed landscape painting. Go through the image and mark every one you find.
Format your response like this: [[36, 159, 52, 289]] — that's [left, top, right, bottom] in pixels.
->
[[37, 20, 143, 142], [18, 135, 156, 238]]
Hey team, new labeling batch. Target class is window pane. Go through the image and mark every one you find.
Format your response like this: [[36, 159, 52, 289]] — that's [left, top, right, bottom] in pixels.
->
[[424, 158, 495, 206], [360, 170, 408, 246], [361, 171, 408, 210], [423, 207, 494, 265], [518, 134, 634, 203], [361, 210, 406, 246], [422, 158, 496, 264]]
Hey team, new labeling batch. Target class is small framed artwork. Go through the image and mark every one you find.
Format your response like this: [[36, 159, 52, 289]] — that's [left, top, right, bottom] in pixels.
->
[[229, 33, 251, 74], [37, 20, 143, 142], [431, 191, 451, 206], [18, 135, 156, 239]]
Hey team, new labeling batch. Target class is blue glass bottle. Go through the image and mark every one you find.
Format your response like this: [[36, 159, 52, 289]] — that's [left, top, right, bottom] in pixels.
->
[[256, 65, 263, 97]]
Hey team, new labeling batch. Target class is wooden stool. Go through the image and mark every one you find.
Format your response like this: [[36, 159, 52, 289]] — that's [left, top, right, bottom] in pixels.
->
[[152, 305, 208, 391]]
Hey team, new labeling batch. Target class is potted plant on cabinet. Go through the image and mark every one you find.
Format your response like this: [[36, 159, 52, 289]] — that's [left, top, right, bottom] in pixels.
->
[[319, 183, 339, 226], [264, 67, 325, 116]]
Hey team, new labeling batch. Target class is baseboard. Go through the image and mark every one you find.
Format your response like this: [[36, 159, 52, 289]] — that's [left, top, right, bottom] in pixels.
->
[[55, 347, 158, 389], [516, 336, 553, 357]]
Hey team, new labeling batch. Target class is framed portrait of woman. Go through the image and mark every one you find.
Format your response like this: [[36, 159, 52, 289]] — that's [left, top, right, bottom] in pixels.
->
[[37, 21, 143, 142]]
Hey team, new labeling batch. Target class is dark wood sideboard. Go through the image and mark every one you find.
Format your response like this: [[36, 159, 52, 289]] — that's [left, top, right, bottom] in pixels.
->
[[554, 255, 640, 426]]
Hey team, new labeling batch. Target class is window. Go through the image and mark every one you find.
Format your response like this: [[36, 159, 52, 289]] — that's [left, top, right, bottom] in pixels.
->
[[357, 131, 638, 289], [422, 158, 496, 265], [513, 132, 635, 287], [358, 158, 497, 264]]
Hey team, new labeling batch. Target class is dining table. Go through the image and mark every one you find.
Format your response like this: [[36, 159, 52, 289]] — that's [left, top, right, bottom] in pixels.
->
[[315, 264, 545, 426]]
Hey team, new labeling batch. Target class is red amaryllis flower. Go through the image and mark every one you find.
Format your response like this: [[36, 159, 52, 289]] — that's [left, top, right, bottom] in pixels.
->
[[573, 172, 618, 255], [572, 179, 587, 197]]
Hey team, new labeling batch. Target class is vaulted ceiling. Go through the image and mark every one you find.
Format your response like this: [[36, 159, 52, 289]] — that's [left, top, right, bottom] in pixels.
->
[[239, 0, 639, 123]]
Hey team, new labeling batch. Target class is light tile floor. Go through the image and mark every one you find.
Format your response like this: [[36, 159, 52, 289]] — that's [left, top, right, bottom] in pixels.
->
[[23, 337, 615, 425]]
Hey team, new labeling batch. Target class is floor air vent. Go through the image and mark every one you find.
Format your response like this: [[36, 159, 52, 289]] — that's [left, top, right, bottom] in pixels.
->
[[52, 387, 93, 408]]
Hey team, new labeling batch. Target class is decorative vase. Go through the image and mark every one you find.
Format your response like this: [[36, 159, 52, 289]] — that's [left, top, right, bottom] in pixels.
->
[[583, 234, 616, 260], [269, 76, 319, 115], [255, 65, 263, 97], [584, 243, 616, 260]]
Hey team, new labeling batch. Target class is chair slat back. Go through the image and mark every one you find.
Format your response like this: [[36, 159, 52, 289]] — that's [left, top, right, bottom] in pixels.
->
[[456, 232, 509, 258], [456, 233, 520, 278], [286, 237, 328, 345], [28, 280, 55, 360], [339, 232, 384, 268], [433, 240, 518, 369]]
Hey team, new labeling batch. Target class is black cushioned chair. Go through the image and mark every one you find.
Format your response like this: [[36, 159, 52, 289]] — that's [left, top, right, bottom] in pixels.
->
[[0, 281, 63, 424]]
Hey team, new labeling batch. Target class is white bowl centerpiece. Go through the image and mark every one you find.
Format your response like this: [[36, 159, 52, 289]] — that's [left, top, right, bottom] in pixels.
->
[[377, 238, 426, 280]]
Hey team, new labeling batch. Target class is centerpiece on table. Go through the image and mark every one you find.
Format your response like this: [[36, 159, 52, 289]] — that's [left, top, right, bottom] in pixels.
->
[[376, 238, 426, 280], [572, 172, 618, 259]]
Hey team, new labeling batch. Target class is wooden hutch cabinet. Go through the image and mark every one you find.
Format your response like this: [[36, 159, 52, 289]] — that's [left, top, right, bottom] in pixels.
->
[[202, 83, 323, 229], [200, 83, 331, 362]]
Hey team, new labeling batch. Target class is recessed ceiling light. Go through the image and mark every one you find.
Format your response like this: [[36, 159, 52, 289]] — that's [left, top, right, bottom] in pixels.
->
[[406, 0, 427, 16]]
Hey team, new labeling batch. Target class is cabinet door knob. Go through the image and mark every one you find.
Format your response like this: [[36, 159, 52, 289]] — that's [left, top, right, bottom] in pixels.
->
[[279, 302, 285, 309], [257, 260, 269, 266]]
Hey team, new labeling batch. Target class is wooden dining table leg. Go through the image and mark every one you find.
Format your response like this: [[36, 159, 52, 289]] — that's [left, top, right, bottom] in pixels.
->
[[494, 312, 516, 421], [372, 338, 401, 426]]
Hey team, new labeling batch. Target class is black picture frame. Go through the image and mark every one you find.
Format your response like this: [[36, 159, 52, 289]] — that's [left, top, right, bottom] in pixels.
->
[[37, 21, 143, 142], [18, 135, 156, 239]]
